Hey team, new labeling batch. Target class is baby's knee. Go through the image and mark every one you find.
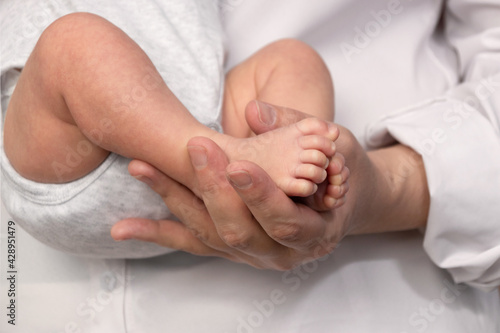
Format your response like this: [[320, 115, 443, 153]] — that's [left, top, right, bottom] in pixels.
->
[[258, 38, 333, 90], [263, 39, 328, 70], [35, 13, 115, 62], [265, 39, 315, 56]]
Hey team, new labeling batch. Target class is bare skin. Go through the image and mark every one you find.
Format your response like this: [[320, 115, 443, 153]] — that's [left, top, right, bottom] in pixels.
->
[[4, 13, 347, 210], [112, 102, 430, 270]]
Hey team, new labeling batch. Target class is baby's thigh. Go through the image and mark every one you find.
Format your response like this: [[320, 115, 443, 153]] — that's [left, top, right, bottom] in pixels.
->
[[222, 66, 259, 137]]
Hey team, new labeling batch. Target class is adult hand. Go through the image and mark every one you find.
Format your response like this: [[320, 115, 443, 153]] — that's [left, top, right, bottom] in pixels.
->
[[111, 101, 430, 269]]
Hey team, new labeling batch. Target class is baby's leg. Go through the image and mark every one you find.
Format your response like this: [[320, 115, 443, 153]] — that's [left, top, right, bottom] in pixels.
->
[[4, 13, 218, 190], [223, 39, 349, 209], [4, 14, 343, 209]]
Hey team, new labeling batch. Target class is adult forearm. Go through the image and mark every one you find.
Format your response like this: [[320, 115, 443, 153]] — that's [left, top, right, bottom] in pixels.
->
[[347, 141, 430, 235]]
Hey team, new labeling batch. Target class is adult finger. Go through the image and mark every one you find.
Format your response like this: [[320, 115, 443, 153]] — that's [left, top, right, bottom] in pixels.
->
[[244, 100, 310, 134], [111, 217, 235, 260], [225, 160, 328, 251], [127, 159, 179, 197], [124, 158, 289, 268], [188, 136, 286, 258], [118, 160, 245, 260], [127, 159, 230, 252]]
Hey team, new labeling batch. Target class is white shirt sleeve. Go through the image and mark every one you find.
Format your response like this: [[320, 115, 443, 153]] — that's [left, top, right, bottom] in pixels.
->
[[366, 0, 500, 291]]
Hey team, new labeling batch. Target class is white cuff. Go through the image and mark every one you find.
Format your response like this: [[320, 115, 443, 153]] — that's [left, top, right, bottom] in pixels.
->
[[366, 97, 500, 291]]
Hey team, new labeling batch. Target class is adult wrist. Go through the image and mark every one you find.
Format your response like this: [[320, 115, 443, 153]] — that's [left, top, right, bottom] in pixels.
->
[[347, 144, 429, 235]]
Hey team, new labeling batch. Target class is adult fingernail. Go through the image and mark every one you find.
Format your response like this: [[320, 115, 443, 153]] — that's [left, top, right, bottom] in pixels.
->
[[227, 170, 253, 189], [134, 175, 153, 187], [255, 101, 276, 126], [188, 146, 207, 169]]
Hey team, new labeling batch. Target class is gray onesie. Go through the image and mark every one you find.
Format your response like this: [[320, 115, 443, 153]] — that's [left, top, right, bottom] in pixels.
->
[[0, 0, 224, 258]]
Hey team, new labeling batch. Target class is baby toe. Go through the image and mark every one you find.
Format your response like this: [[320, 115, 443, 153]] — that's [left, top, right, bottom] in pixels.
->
[[298, 135, 336, 156], [323, 195, 338, 209], [295, 118, 339, 142], [327, 182, 349, 200], [324, 194, 346, 209], [327, 153, 346, 175], [326, 123, 339, 141], [296, 117, 330, 135], [295, 164, 327, 183], [300, 149, 329, 168], [329, 166, 350, 186], [285, 179, 318, 197]]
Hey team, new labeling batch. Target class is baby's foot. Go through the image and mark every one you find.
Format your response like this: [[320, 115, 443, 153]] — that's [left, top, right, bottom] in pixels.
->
[[222, 117, 338, 197]]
